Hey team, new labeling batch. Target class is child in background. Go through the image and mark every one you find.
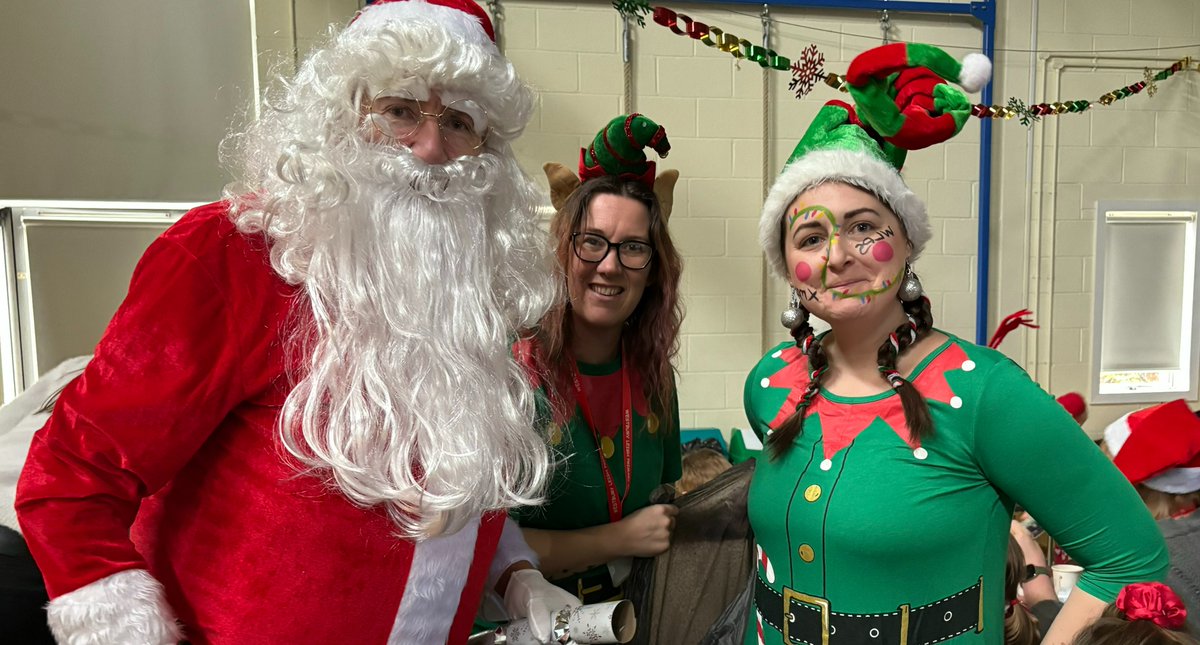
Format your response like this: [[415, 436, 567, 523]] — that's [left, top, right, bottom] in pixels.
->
[[1005, 537, 1042, 645], [1072, 582, 1197, 645], [676, 447, 732, 496]]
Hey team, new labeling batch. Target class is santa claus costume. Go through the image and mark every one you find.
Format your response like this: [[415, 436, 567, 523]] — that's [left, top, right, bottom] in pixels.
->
[[16, 1, 571, 643]]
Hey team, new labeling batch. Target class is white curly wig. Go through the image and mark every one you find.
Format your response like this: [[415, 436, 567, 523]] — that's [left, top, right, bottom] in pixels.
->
[[220, 0, 559, 540]]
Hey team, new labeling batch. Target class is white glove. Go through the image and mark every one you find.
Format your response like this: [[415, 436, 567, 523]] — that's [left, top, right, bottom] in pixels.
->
[[503, 569, 582, 643]]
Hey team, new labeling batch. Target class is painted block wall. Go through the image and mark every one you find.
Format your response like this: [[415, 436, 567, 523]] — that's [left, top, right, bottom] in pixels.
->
[[244, 0, 1200, 438]]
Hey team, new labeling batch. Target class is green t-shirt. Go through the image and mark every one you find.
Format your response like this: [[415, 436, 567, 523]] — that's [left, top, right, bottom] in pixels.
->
[[742, 333, 1167, 645], [513, 354, 682, 594]]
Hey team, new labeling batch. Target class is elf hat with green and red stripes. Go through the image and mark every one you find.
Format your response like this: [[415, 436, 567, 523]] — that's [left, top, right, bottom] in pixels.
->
[[846, 42, 991, 151], [578, 113, 670, 188], [758, 43, 990, 281]]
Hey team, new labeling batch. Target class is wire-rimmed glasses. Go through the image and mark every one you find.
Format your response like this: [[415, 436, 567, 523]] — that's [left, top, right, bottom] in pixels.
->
[[367, 89, 490, 156], [571, 232, 655, 270]]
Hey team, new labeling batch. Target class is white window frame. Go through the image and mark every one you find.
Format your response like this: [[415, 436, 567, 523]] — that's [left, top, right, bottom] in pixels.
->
[[1090, 200, 1200, 405], [0, 201, 194, 403]]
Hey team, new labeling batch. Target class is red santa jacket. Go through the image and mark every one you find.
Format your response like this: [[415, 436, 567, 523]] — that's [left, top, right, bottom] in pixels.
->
[[16, 202, 508, 644]]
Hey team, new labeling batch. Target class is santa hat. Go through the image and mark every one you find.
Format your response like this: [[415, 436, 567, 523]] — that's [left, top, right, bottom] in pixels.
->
[[348, 0, 497, 52], [759, 43, 990, 280], [1104, 400, 1200, 494], [544, 113, 679, 219], [337, 0, 534, 144]]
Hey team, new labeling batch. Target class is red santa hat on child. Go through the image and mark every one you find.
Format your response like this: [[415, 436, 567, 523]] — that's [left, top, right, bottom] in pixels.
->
[[1104, 399, 1200, 494]]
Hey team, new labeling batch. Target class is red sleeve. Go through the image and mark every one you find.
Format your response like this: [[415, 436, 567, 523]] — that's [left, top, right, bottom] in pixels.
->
[[15, 211, 260, 598]]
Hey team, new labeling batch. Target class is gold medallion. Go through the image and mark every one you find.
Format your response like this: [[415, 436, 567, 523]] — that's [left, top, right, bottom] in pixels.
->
[[798, 544, 815, 563], [600, 435, 616, 459], [647, 413, 659, 434], [803, 484, 822, 502]]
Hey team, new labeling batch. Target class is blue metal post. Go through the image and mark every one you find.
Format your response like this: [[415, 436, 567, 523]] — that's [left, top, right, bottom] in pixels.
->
[[972, 0, 995, 345]]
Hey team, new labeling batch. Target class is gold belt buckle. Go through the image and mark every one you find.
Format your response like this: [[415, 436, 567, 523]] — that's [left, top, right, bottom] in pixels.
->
[[782, 588, 830, 645]]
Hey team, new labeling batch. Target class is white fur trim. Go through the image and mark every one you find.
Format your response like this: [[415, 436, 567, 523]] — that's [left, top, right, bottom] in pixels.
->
[[388, 518, 479, 644], [1144, 467, 1200, 495], [958, 53, 992, 93], [759, 148, 932, 281], [348, 0, 498, 56], [47, 569, 183, 645], [1103, 412, 1133, 456]]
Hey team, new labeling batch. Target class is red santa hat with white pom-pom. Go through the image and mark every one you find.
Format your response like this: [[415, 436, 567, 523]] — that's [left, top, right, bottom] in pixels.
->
[[1104, 399, 1200, 494]]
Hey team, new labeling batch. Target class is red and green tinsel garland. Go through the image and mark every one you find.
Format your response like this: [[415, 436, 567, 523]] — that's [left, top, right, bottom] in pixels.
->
[[613, 1, 1199, 126]]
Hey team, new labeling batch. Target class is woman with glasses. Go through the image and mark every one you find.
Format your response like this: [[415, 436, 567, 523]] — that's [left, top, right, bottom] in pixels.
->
[[511, 114, 685, 604]]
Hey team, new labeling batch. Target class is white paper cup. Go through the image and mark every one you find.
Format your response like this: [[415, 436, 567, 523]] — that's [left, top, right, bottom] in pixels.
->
[[1052, 564, 1084, 601]]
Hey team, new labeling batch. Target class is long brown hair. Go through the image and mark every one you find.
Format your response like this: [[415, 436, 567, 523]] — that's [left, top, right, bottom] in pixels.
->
[[1138, 485, 1200, 521], [1004, 538, 1042, 645], [533, 175, 683, 427], [768, 190, 935, 458]]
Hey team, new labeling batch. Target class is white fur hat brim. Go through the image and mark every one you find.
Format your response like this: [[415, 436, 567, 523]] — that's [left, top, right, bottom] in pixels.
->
[[347, 0, 498, 56], [759, 148, 931, 281]]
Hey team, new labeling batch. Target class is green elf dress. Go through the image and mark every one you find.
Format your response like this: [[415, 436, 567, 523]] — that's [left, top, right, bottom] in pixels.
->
[[741, 334, 1168, 645], [513, 353, 682, 603]]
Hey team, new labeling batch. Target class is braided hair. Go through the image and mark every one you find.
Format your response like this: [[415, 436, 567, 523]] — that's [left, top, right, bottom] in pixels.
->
[[767, 292, 936, 458]]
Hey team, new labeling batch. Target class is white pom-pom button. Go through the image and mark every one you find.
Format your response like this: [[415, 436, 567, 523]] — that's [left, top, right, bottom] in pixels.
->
[[760, 378, 770, 388], [914, 447, 928, 460], [820, 459, 832, 471], [962, 360, 976, 372], [772, 349, 783, 358], [950, 396, 963, 409]]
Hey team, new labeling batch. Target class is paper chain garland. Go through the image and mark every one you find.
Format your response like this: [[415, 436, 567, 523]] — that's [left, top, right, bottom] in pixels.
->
[[616, 2, 1199, 126]]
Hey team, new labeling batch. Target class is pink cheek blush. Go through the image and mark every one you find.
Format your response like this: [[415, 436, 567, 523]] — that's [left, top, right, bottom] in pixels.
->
[[794, 262, 812, 282], [872, 241, 895, 263]]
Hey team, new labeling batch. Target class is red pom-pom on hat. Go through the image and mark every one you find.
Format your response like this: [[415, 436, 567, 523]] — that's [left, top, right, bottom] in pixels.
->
[[1116, 582, 1188, 630]]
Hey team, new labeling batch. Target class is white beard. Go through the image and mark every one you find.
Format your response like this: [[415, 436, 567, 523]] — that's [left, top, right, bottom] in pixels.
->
[[242, 144, 557, 539]]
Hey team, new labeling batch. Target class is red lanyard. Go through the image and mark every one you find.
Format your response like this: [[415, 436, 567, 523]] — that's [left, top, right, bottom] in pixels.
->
[[568, 349, 633, 523]]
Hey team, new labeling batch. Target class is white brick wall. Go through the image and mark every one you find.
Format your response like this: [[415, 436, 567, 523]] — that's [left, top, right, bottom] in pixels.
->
[[1016, 0, 1200, 436], [252, 0, 1199, 439]]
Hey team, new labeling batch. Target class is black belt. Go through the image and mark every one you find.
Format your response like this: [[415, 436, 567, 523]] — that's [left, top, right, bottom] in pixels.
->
[[754, 575, 982, 645]]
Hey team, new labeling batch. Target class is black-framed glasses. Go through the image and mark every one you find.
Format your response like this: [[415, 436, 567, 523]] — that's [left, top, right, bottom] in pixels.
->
[[571, 232, 655, 270], [367, 89, 490, 155]]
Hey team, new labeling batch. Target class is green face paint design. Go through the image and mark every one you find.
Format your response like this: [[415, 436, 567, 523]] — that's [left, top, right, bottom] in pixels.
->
[[829, 263, 907, 302], [790, 204, 903, 304], [788, 205, 834, 229]]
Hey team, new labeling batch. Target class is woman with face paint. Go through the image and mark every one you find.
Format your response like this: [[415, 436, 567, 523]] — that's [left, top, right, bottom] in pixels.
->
[[741, 44, 1167, 645], [510, 114, 685, 606]]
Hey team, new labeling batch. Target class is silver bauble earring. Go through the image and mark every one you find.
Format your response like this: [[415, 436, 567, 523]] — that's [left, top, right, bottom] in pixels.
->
[[898, 263, 924, 302], [781, 289, 808, 329]]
